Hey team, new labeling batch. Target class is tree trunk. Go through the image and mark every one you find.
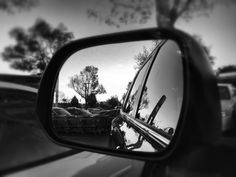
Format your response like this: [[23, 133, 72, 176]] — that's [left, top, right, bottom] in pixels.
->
[[157, 14, 175, 28], [155, 0, 175, 28]]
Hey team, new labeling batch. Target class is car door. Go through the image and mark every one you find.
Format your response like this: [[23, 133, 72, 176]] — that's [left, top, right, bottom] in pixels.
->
[[111, 40, 183, 152], [0, 78, 144, 177]]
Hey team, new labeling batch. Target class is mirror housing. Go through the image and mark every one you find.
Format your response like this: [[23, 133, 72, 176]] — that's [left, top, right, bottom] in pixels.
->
[[37, 28, 221, 161]]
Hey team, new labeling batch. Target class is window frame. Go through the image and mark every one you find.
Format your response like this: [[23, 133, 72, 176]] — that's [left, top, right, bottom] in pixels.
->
[[120, 40, 179, 146], [122, 41, 165, 120], [134, 40, 166, 122]]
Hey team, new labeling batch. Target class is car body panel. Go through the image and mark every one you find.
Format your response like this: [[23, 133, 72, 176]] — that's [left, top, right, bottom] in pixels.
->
[[110, 40, 179, 152], [0, 75, 144, 176], [5, 152, 144, 177]]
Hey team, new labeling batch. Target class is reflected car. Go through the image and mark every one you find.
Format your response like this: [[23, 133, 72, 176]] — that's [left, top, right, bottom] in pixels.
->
[[66, 107, 93, 118], [88, 107, 103, 114], [52, 107, 73, 118], [97, 109, 120, 118], [218, 83, 236, 133], [52, 107, 75, 133], [110, 40, 182, 152]]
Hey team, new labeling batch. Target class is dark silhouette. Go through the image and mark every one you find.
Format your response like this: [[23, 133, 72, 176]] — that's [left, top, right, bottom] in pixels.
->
[[2, 18, 74, 74], [87, 93, 97, 108], [106, 96, 121, 109], [70, 96, 79, 107]]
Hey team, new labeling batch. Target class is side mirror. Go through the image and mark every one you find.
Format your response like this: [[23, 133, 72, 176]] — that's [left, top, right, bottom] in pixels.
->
[[37, 28, 221, 161]]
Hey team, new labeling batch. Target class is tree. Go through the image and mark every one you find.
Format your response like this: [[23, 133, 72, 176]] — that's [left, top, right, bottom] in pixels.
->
[[134, 46, 151, 69], [134, 41, 160, 69], [68, 66, 106, 108], [2, 18, 74, 74], [70, 96, 79, 107], [87, 93, 97, 108], [106, 95, 121, 109], [87, 0, 235, 28], [0, 0, 38, 14], [121, 81, 132, 103]]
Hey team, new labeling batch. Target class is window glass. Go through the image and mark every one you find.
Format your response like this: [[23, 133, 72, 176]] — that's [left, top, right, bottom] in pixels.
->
[[0, 89, 69, 171], [124, 60, 151, 117], [137, 40, 183, 136]]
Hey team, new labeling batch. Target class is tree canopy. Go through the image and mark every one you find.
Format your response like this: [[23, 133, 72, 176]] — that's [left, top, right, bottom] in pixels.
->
[[68, 66, 106, 108], [87, 0, 235, 28], [105, 95, 121, 109], [2, 18, 74, 74], [0, 0, 38, 14], [70, 96, 79, 107]]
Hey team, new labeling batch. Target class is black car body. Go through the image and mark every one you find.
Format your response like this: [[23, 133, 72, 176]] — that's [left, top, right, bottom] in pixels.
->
[[110, 40, 178, 152]]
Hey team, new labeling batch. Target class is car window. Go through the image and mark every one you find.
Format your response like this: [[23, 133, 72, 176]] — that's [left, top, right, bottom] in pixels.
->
[[136, 40, 183, 134], [0, 88, 69, 171], [123, 57, 152, 117]]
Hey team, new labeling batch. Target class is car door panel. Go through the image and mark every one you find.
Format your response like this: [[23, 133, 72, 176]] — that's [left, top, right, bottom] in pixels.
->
[[5, 152, 144, 177]]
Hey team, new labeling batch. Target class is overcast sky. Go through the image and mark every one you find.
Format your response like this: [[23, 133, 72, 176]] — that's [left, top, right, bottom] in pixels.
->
[[0, 0, 236, 101]]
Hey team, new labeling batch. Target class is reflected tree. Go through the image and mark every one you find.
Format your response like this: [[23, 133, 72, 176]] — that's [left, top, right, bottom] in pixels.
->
[[68, 66, 106, 109], [135, 34, 215, 69], [87, 93, 97, 108], [2, 18, 74, 74], [134, 46, 151, 69], [139, 87, 149, 110], [70, 96, 79, 107], [121, 81, 132, 103], [106, 95, 121, 109], [134, 41, 159, 69]]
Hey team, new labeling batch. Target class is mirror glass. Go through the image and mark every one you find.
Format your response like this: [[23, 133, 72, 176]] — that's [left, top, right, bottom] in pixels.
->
[[51, 40, 184, 153]]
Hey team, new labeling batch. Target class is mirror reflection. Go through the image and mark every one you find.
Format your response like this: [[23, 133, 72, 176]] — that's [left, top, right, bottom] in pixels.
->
[[52, 40, 183, 153]]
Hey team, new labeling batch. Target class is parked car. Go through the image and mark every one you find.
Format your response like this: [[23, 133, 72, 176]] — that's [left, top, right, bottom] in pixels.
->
[[0, 75, 143, 176], [52, 107, 73, 133], [52, 107, 73, 118], [88, 107, 103, 114], [218, 83, 236, 133], [97, 109, 120, 118], [0, 75, 71, 172], [66, 107, 93, 117]]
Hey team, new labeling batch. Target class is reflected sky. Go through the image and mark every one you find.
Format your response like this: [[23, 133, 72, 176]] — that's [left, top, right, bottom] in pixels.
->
[[58, 41, 154, 102]]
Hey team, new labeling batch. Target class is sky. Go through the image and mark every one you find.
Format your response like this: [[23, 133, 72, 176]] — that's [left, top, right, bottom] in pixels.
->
[[0, 0, 236, 101]]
